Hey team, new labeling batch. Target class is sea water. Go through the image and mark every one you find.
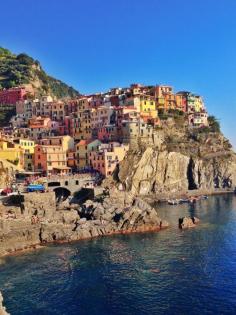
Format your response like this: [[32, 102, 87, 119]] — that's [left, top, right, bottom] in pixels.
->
[[0, 195, 236, 315]]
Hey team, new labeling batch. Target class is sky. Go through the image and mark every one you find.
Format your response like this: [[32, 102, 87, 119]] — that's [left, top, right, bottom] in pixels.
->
[[1, 0, 236, 147]]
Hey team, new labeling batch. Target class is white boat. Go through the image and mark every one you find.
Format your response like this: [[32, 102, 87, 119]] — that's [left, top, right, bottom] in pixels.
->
[[168, 199, 179, 205]]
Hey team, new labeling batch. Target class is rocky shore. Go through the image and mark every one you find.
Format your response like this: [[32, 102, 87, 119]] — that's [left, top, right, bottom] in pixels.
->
[[0, 292, 9, 315], [0, 190, 168, 257]]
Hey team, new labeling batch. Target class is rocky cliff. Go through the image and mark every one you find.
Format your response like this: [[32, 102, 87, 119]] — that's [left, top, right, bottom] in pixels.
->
[[118, 119, 236, 196]]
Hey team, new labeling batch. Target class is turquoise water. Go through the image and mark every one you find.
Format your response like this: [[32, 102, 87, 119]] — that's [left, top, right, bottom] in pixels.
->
[[1, 195, 236, 315]]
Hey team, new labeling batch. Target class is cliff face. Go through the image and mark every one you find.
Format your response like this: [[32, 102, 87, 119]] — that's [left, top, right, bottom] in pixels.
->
[[118, 122, 236, 196]]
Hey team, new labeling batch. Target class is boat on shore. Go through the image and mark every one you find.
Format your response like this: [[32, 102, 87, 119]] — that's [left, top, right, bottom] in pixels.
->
[[167, 195, 208, 206]]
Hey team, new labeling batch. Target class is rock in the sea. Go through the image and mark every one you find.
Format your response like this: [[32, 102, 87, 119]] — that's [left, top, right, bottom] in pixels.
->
[[179, 217, 200, 229], [0, 291, 10, 315]]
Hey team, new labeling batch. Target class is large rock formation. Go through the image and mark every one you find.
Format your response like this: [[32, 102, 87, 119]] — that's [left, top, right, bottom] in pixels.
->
[[118, 123, 236, 196], [0, 191, 168, 256], [0, 192, 56, 256]]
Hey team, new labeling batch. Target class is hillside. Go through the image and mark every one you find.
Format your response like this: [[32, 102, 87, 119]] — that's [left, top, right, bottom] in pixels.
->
[[0, 47, 79, 99]]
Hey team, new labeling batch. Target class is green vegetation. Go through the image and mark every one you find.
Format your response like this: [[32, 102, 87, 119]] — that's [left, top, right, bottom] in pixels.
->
[[158, 109, 168, 120], [0, 46, 79, 99], [207, 115, 221, 133], [0, 106, 16, 127]]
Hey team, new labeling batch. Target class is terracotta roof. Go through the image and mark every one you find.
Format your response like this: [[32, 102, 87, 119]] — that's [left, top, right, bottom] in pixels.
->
[[77, 140, 88, 146]]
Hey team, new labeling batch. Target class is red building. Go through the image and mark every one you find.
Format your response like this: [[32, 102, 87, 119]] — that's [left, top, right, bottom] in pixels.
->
[[0, 87, 26, 105]]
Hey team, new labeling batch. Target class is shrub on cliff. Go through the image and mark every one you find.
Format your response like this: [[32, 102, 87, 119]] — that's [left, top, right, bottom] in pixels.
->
[[208, 116, 220, 133]]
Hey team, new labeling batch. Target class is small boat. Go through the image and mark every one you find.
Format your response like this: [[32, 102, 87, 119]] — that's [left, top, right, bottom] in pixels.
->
[[168, 199, 179, 205]]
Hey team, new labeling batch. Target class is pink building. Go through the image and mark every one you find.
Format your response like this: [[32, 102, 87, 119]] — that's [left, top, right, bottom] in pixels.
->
[[0, 87, 26, 105], [89, 142, 129, 177], [97, 125, 118, 142]]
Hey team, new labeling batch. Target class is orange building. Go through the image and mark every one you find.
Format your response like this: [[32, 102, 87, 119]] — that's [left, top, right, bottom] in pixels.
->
[[34, 144, 70, 175]]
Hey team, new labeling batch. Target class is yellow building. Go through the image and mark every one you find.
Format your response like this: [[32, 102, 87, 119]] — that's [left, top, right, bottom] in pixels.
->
[[73, 111, 92, 141], [19, 139, 35, 154], [39, 135, 74, 152], [0, 139, 24, 169], [194, 96, 205, 112], [187, 94, 205, 113], [139, 96, 158, 118], [18, 139, 35, 171]]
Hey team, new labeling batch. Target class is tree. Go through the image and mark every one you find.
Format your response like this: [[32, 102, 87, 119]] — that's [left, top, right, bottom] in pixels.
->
[[208, 115, 221, 133], [16, 53, 34, 65]]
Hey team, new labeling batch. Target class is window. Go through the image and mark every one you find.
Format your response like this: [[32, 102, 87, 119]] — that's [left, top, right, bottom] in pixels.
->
[[65, 181, 68, 186]]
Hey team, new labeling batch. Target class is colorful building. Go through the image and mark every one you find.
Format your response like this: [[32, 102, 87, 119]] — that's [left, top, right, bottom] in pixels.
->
[[34, 144, 70, 175], [0, 139, 24, 169], [97, 125, 118, 142], [29, 117, 53, 139], [89, 142, 129, 177], [139, 95, 157, 118], [76, 139, 101, 169], [39, 135, 74, 152], [188, 112, 208, 127], [0, 87, 26, 105], [67, 149, 77, 170]]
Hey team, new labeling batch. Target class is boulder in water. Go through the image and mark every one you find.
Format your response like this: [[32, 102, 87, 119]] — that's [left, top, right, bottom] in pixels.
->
[[179, 217, 199, 229]]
